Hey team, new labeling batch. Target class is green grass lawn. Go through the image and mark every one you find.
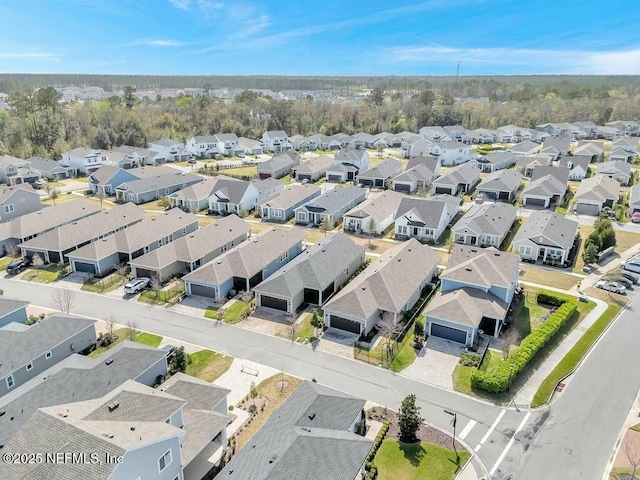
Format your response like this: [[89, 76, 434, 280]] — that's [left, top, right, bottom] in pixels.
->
[[376, 439, 469, 480], [185, 349, 233, 382], [221, 300, 252, 324], [135, 332, 163, 347], [75, 176, 89, 182], [204, 305, 220, 319], [281, 174, 294, 185], [80, 274, 126, 293], [138, 284, 185, 305], [357, 333, 417, 372], [89, 328, 162, 357], [20, 265, 61, 283], [295, 313, 316, 342], [453, 349, 512, 403], [531, 304, 622, 407], [219, 166, 257, 177], [574, 226, 640, 273], [0, 256, 19, 271]]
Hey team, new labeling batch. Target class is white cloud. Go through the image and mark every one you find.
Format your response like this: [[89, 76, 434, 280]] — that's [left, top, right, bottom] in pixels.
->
[[141, 39, 188, 47], [382, 44, 640, 74], [169, 0, 192, 10]]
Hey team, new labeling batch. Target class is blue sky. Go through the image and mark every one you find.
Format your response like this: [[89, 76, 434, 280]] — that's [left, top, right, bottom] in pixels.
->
[[0, 0, 638, 75]]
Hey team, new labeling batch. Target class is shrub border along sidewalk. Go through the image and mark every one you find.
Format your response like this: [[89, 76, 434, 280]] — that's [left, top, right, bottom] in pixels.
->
[[471, 292, 577, 394], [530, 303, 624, 408]]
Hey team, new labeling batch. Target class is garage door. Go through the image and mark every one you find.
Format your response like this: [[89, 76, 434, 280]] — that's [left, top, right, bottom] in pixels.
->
[[259, 295, 288, 311], [328, 175, 342, 182], [575, 203, 600, 216], [189, 283, 216, 298], [430, 323, 467, 344], [480, 190, 497, 200], [498, 191, 510, 200], [73, 261, 96, 274], [359, 179, 374, 186], [329, 315, 361, 334], [134, 268, 157, 280], [394, 183, 411, 192], [259, 173, 272, 180], [298, 174, 312, 181], [435, 187, 454, 195], [524, 197, 546, 207]]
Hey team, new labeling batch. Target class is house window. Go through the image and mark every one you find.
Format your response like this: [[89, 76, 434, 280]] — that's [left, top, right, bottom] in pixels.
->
[[221, 244, 227, 253], [26, 363, 33, 371], [4, 204, 14, 214], [397, 225, 407, 235], [182, 228, 186, 235], [45, 351, 52, 359], [519, 245, 532, 256], [6, 375, 14, 389], [158, 449, 172, 473], [278, 251, 289, 262]]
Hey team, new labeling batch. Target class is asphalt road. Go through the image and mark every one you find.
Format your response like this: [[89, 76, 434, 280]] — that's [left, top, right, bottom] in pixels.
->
[[0, 277, 534, 477]]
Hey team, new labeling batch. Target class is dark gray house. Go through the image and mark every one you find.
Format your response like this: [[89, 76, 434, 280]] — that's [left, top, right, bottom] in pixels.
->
[[355, 158, 403, 187], [433, 162, 481, 195], [115, 172, 203, 204], [26, 157, 76, 180], [0, 184, 42, 223], [294, 185, 367, 227], [257, 151, 301, 179], [292, 155, 333, 182], [258, 184, 321, 222], [475, 169, 522, 202]]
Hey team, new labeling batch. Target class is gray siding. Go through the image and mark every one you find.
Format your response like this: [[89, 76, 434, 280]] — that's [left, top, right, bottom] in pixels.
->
[[0, 190, 42, 222], [135, 356, 169, 386], [216, 277, 235, 300], [110, 436, 183, 480], [0, 307, 28, 328]]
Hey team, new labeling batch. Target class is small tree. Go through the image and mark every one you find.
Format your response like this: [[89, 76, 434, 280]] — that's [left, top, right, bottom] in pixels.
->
[[157, 196, 171, 210], [95, 190, 107, 207], [623, 432, 640, 480], [249, 381, 258, 408], [5, 243, 20, 258], [106, 316, 117, 341], [319, 217, 332, 237], [45, 184, 60, 205], [377, 143, 384, 157], [398, 394, 423, 443], [378, 311, 403, 366], [600, 226, 617, 250], [310, 309, 324, 336], [114, 263, 129, 283], [171, 346, 187, 373], [31, 252, 44, 268], [215, 309, 226, 322], [150, 274, 162, 299], [127, 320, 138, 340], [52, 288, 75, 313], [367, 217, 376, 245], [501, 327, 519, 360], [583, 242, 599, 264]]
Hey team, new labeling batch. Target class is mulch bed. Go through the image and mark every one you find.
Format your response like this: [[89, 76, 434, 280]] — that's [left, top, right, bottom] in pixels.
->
[[367, 406, 466, 452]]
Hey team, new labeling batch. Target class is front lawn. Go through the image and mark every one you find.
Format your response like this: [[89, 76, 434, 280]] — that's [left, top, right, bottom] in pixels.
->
[[135, 332, 163, 347], [376, 439, 469, 480], [0, 256, 19, 271], [80, 274, 126, 293], [280, 174, 294, 185], [185, 349, 233, 382], [89, 328, 162, 357], [294, 313, 316, 342], [204, 305, 220, 319], [222, 300, 252, 324], [219, 166, 257, 177], [20, 265, 62, 283]]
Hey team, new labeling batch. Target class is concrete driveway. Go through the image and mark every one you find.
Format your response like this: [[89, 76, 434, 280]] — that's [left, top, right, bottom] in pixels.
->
[[401, 336, 465, 390], [316, 327, 358, 358]]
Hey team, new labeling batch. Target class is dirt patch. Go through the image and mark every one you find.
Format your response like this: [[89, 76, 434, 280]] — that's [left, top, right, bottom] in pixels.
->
[[276, 380, 289, 391], [367, 406, 466, 452]]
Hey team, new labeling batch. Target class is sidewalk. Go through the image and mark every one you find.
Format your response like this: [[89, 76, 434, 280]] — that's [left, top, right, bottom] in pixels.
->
[[514, 281, 608, 407], [578, 243, 640, 292]]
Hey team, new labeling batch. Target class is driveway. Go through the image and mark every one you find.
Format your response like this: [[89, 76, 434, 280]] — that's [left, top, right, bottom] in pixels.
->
[[315, 327, 358, 358], [401, 336, 465, 390]]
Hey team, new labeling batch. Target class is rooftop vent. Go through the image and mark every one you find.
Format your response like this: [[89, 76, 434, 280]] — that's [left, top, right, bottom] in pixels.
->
[[105, 359, 114, 366], [107, 401, 120, 412], [465, 267, 472, 272], [308, 412, 316, 420], [57, 412, 68, 418], [103, 433, 114, 439], [130, 426, 136, 431], [269, 455, 278, 464]]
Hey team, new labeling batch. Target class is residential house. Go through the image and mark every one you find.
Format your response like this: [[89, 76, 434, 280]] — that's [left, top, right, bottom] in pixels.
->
[[391, 156, 440, 193], [294, 185, 367, 227], [19, 202, 146, 264], [89, 165, 178, 195], [220, 381, 372, 480], [308, 134, 341, 151], [292, 155, 333, 182], [606, 121, 640, 137], [130, 214, 251, 282], [572, 141, 603, 163], [326, 149, 370, 182], [407, 155, 440, 172], [238, 136, 264, 155], [254, 234, 365, 314], [343, 190, 405, 235], [573, 175, 620, 215], [208, 178, 262, 215], [536, 123, 577, 138], [169, 176, 237, 213], [444, 125, 471, 143], [257, 151, 301, 179], [429, 141, 473, 166], [476, 170, 522, 202], [0, 341, 169, 448], [183, 227, 306, 300], [115, 172, 203, 204], [496, 125, 532, 143], [573, 121, 598, 138], [470, 151, 517, 173], [512, 210, 578, 265], [612, 136, 639, 154], [452, 203, 517, 248], [597, 126, 622, 140], [355, 157, 402, 187], [61, 147, 110, 174], [424, 245, 519, 345], [0, 199, 101, 255], [384, 132, 413, 148], [349, 132, 377, 149], [540, 145, 561, 160], [113, 145, 166, 166], [149, 138, 191, 162], [419, 126, 452, 142], [394, 195, 460, 242], [258, 184, 321, 222], [542, 136, 571, 156], [0, 184, 41, 222], [289, 134, 312, 151], [521, 166, 569, 208], [0, 298, 29, 328], [515, 154, 553, 177], [628, 184, 640, 218], [401, 135, 433, 158], [214, 133, 244, 156], [508, 140, 541, 157], [0, 155, 42, 185], [468, 128, 496, 144], [26, 157, 76, 180], [596, 160, 632, 185], [610, 147, 634, 163], [323, 239, 439, 334], [261, 130, 291, 153], [251, 177, 285, 200], [66, 209, 198, 275], [433, 162, 481, 195], [186, 135, 219, 158], [559, 156, 590, 181], [0, 314, 96, 398]]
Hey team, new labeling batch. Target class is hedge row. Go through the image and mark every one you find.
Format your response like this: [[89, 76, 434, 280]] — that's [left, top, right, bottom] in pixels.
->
[[365, 420, 390, 480], [471, 300, 577, 393], [536, 292, 567, 307]]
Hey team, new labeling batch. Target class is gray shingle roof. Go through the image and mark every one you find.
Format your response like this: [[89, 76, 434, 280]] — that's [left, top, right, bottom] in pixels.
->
[[150, 138, 183, 147], [258, 153, 300, 173], [161, 372, 230, 411], [0, 297, 28, 319], [293, 155, 334, 175], [0, 183, 37, 205], [630, 184, 640, 207], [477, 169, 522, 192], [129, 214, 251, 269], [113, 145, 155, 158], [220, 381, 371, 480], [258, 184, 321, 210], [452, 203, 516, 238], [252, 177, 284, 193], [215, 133, 239, 142], [181, 409, 229, 464], [117, 172, 202, 195], [406, 155, 439, 171], [433, 162, 480, 186], [396, 195, 459, 229], [25, 156, 73, 174], [522, 174, 567, 198], [596, 160, 631, 177], [513, 210, 578, 250], [169, 175, 238, 202], [357, 158, 402, 180], [335, 149, 367, 164], [296, 186, 366, 215], [391, 164, 434, 184], [183, 227, 306, 286], [509, 140, 540, 153], [477, 151, 517, 165], [19, 202, 145, 252], [542, 136, 571, 152], [324, 239, 439, 319], [530, 166, 570, 184], [83, 389, 186, 422], [515, 154, 553, 170], [558, 155, 590, 172], [0, 341, 167, 446], [575, 175, 620, 202], [253, 233, 364, 298], [426, 287, 508, 327], [343, 190, 405, 222], [443, 245, 519, 290]]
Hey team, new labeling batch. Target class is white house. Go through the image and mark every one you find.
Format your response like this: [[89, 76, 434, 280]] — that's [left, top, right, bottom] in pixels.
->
[[149, 138, 191, 162], [261, 131, 291, 152], [428, 142, 473, 166], [61, 147, 110, 175], [186, 135, 219, 158], [394, 195, 459, 242]]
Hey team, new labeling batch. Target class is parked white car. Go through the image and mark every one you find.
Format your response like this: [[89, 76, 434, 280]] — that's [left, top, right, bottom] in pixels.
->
[[621, 257, 640, 274], [595, 280, 626, 295], [124, 277, 151, 295]]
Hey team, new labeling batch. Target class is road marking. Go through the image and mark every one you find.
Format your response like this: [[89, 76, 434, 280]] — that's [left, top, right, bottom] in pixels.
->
[[459, 420, 476, 440], [489, 412, 531, 475], [475, 409, 506, 452]]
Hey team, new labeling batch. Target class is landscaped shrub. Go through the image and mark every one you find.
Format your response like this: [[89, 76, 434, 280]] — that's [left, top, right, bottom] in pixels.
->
[[459, 353, 480, 367], [471, 301, 577, 393], [536, 292, 567, 307], [366, 420, 390, 463]]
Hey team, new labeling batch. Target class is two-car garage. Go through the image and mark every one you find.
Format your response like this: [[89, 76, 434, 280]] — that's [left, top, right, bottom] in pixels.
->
[[257, 294, 288, 312], [327, 314, 361, 334], [428, 322, 469, 344]]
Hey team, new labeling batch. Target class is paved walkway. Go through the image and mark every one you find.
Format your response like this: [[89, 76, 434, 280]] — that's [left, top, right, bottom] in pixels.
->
[[213, 358, 279, 406], [514, 281, 608, 408]]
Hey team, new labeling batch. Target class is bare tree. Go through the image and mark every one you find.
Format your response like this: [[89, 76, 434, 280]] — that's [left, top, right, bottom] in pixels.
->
[[150, 274, 162, 298], [52, 288, 75, 313], [367, 217, 376, 245], [31, 252, 44, 268], [378, 311, 404, 366], [113, 263, 129, 283], [5, 243, 20, 258], [45, 183, 60, 205], [106, 315, 117, 339], [501, 327, 520, 360], [319, 217, 332, 237], [127, 319, 138, 341], [95, 190, 107, 207], [623, 432, 640, 480]]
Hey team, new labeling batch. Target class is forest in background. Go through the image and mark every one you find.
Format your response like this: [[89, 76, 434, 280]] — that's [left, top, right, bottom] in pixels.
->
[[1, 75, 639, 159]]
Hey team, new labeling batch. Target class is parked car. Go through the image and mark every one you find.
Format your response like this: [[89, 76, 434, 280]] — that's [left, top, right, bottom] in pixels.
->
[[618, 270, 640, 284], [632, 212, 640, 223], [301, 178, 309, 184], [187, 157, 196, 164], [475, 192, 485, 204], [33, 179, 48, 189], [237, 152, 246, 158], [621, 258, 640, 273], [6, 257, 32, 275], [123, 277, 151, 294], [595, 280, 626, 295], [613, 276, 633, 289]]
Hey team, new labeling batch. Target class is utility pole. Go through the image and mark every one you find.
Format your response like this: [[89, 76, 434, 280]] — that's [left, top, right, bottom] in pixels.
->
[[456, 61, 460, 77], [444, 409, 458, 457]]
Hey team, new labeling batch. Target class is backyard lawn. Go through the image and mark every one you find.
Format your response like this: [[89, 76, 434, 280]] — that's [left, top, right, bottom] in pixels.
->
[[89, 328, 162, 358], [518, 264, 582, 290], [219, 166, 257, 177], [185, 349, 233, 382], [376, 439, 469, 480]]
